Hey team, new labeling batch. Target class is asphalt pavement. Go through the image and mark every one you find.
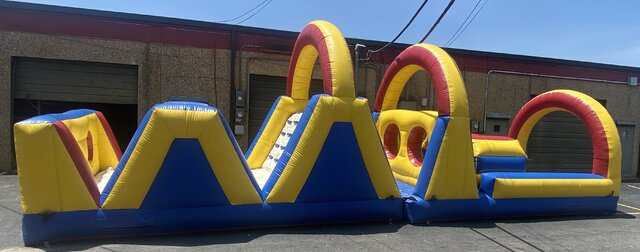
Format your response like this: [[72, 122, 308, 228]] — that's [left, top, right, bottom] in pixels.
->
[[0, 175, 638, 251]]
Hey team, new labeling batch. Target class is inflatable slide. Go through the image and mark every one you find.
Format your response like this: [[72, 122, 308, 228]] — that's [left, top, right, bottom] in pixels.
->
[[13, 21, 402, 245], [373, 44, 621, 223]]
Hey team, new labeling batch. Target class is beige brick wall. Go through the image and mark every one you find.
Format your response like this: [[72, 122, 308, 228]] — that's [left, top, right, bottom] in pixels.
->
[[0, 54, 10, 172], [1, 30, 638, 177], [0, 31, 230, 172]]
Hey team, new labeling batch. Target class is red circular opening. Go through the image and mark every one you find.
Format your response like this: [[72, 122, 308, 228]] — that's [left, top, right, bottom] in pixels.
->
[[407, 127, 427, 166], [383, 124, 400, 159]]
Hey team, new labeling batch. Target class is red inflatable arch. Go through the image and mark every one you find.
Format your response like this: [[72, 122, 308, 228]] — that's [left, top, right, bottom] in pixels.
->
[[373, 44, 469, 118], [508, 90, 621, 178], [285, 21, 354, 100]]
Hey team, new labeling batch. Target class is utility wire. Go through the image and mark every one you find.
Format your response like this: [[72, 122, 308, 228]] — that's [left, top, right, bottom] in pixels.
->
[[445, 0, 488, 47], [444, 0, 482, 46], [366, 0, 430, 58], [236, 0, 273, 24], [217, 0, 269, 23], [418, 0, 456, 43]]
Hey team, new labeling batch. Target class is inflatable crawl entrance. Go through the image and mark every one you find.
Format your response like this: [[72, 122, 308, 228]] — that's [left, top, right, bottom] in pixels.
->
[[14, 21, 401, 245], [373, 44, 621, 222], [13, 21, 621, 245]]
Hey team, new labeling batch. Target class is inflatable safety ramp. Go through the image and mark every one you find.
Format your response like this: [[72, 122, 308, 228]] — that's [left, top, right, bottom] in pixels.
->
[[373, 44, 621, 223], [13, 21, 402, 246]]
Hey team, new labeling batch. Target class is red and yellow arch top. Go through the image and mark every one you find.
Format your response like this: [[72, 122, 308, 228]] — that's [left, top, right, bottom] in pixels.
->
[[508, 90, 621, 180], [286, 20, 355, 100], [373, 44, 469, 118]]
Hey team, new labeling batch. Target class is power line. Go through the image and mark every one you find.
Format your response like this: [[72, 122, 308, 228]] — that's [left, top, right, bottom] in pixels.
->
[[217, 0, 269, 23], [366, 0, 430, 58], [446, 0, 488, 47], [418, 0, 456, 43], [444, 0, 482, 47], [236, 0, 273, 25]]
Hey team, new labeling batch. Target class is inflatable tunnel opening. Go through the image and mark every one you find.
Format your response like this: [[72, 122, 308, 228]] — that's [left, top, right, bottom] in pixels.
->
[[407, 126, 427, 167], [382, 123, 400, 159], [524, 111, 593, 173], [508, 90, 621, 179]]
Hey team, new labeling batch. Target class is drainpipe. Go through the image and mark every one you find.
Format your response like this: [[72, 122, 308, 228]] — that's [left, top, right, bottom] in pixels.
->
[[229, 29, 237, 130], [483, 69, 627, 133], [482, 70, 496, 133], [236, 44, 260, 141], [354, 44, 366, 96], [238, 44, 261, 94]]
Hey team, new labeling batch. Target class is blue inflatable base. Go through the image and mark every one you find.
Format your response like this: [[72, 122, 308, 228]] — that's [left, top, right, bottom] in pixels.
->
[[404, 194, 618, 223], [395, 180, 415, 198], [396, 180, 617, 223], [23, 199, 403, 245]]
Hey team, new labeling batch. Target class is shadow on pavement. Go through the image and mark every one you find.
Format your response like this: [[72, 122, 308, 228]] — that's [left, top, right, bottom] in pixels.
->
[[32, 220, 404, 251], [33, 212, 637, 251]]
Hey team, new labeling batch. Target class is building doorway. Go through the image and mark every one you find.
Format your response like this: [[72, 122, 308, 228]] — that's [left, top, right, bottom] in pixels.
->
[[11, 57, 138, 170]]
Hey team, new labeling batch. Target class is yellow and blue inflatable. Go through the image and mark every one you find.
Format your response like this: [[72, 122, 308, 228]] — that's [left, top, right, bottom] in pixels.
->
[[373, 44, 620, 222], [14, 21, 402, 245], [13, 20, 621, 245]]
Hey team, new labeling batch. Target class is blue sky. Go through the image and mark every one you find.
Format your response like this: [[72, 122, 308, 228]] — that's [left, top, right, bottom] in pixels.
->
[[14, 0, 640, 67]]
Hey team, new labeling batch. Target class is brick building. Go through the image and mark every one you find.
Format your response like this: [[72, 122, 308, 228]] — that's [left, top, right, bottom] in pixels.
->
[[1, 1, 639, 177]]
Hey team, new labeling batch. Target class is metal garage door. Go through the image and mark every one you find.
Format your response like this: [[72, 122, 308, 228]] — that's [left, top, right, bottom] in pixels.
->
[[617, 124, 635, 177], [11, 57, 139, 168], [13, 57, 138, 104], [248, 74, 324, 143], [526, 111, 593, 173]]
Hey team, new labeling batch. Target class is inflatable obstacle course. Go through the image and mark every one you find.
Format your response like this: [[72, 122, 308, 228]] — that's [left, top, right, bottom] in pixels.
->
[[14, 21, 402, 245], [374, 44, 620, 222], [13, 20, 621, 245]]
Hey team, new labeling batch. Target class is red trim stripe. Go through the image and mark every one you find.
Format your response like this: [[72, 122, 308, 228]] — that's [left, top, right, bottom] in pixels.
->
[[471, 133, 515, 140], [374, 46, 452, 115], [96, 111, 122, 160], [286, 23, 333, 98], [508, 92, 609, 177], [53, 121, 100, 207], [86, 131, 93, 161], [0, 7, 232, 50]]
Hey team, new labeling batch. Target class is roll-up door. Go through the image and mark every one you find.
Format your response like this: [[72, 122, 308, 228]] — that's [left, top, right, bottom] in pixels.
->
[[248, 74, 324, 143], [13, 57, 137, 104], [526, 111, 593, 173], [11, 57, 139, 163]]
